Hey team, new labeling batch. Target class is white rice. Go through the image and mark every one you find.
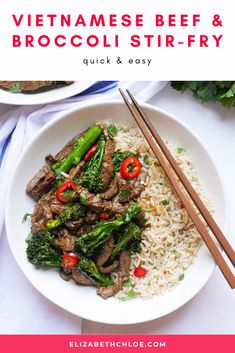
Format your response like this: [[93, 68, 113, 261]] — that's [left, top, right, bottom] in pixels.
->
[[112, 124, 213, 299]]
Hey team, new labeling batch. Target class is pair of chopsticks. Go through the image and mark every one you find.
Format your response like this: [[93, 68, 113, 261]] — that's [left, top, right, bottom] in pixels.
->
[[119, 88, 235, 289]]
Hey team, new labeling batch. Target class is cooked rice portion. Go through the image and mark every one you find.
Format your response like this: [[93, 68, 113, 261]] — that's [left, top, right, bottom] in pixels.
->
[[113, 124, 213, 298]]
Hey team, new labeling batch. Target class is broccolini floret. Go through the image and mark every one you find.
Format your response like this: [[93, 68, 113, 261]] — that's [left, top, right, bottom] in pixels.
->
[[78, 136, 105, 192], [109, 223, 142, 262], [46, 203, 86, 230], [26, 231, 63, 267]]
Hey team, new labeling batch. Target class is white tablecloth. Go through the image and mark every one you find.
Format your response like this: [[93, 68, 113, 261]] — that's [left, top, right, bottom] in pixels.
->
[[1, 84, 235, 334]]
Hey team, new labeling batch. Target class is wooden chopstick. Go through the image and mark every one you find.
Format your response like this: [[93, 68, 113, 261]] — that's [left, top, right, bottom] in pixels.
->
[[126, 89, 235, 267], [119, 88, 235, 289]]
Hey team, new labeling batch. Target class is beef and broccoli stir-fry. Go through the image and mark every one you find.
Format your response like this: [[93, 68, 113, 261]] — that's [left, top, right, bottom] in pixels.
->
[[0, 81, 73, 94], [25, 123, 147, 299]]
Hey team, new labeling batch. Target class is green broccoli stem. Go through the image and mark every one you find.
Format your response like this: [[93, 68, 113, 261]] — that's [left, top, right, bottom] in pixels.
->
[[109, 223, 141, 263], [87, 136, 105, 171], [78, 256, 114, 286], [36, 260, 62, 267], [51, 124, 102, 175], [76, 204, 142, 256], [46, 219, 62, 230]]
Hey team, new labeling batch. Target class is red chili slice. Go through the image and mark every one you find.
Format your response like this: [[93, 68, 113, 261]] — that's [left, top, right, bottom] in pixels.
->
[[120, 156, 141, 179], [62, 252, 79, 270], [56, 180, 77, 203], [84, 144, 97, 162], [99, 213, 110, 220], [134, 266, 147, 278]]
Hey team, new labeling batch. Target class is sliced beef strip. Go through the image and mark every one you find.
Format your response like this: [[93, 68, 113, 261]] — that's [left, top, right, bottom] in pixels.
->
[[64, 182, 126, 215], [97, 250, 131, 299], [134, 211, 146, 222], [85, 191, 126, 215], [20, 81, 55, 91], [50, 200, 67, 216], [21, 81, 72, 92], [76, 224, 94, 237], [118, 171, 146, 204], [99, 260, 119, 274], [45, 154, 57, 164], [85, 211, 99, 224], [119, 250, 131, 282], [26, 165, 55, 201], [45, 131, 84, 164], [100, 135, 115, 191], [130, 172, 147, 200], [69, 161, 85, 179], [96, 236, 115, 268], [65, 218, 84, 232], [59, 269, 72, 281], [0, 81, 52, 91], [31, 191, 55, 233], [57, 229, 75, 252], [72, 268, 94, 286], [74, 185, 126, 215], [96, 280, 122, 299], [0, 81, 73, 93], [118, 179, 131, 203], [87, 197, 126, 215], [31, 191, 66, 233], [98, 177, 119, 200]]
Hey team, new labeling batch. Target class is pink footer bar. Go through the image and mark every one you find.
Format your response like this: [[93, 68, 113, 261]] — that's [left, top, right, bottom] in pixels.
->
[[0, 335, 234, 353]]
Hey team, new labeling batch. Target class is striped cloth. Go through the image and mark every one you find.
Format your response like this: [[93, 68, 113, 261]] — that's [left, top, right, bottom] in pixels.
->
[[0, 81, 167, 234], [0, 81, 117, 166]]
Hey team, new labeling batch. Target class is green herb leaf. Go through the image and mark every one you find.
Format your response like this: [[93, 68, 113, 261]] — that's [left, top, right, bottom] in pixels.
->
[[178, 274, 185, 281], [172, 250, 181, 259], [22, 212, 32, 223], [107, 124, 118, 139], [123, 280, 132, 288], [176, 147, 186, 154], [129, 240, 141, 254], [154, 161, 161, 167], [61, 189, 76, 199], [120, 189, 128, 198], [112, 150, 136, 173], [118, 290, 140, 301], [145, 208, 153, 213], [171, 81, 235, 109], [143, 155, 149, 165], [219, 83, 235, 107], [10, 81, 21, 93], [160, 199, 170, 206], [25, 233, 33, 243]]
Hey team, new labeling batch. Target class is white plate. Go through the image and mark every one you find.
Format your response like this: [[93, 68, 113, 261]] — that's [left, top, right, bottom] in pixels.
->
[[5, 101, 229, 324], [0, 81, 96, 105]]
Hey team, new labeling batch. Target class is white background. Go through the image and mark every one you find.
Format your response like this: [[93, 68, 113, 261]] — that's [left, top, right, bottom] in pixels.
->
[[0, 0, 233, 79], [0, 84, 234, 333]]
